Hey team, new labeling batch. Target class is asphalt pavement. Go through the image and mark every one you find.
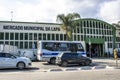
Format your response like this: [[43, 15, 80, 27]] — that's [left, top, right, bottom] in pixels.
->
[[30, 58, 120, 72]]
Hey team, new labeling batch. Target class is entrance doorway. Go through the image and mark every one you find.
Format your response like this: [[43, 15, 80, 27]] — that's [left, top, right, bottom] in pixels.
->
[[86, 44, 103, 57]]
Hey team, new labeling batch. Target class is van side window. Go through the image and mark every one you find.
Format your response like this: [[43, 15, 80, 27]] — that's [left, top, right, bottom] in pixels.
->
[[77, 43, 84, 51], [43, 42, 54, 51]]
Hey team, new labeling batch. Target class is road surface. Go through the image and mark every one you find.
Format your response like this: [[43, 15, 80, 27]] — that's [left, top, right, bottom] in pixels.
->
[[0, 69, 120, 80]]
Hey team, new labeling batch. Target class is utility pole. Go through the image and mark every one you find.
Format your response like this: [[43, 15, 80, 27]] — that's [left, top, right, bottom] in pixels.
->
[[11, 11, 13, 21]]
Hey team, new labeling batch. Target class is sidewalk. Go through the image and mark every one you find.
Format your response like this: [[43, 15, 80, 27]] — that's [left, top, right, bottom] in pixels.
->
[[92, 58, 120, 68]]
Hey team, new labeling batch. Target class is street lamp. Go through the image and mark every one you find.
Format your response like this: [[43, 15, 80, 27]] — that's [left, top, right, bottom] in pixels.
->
[[11, 11, 13, 21]]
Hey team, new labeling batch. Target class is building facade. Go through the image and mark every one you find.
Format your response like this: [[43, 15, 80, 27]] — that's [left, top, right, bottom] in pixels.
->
[[115, 25, 120, 52], [0, 18, 115, 57]]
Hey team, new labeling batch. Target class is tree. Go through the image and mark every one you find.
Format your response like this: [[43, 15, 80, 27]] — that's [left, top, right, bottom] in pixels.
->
[[56, 13, 80, 41], [112, 21, 120, 28]]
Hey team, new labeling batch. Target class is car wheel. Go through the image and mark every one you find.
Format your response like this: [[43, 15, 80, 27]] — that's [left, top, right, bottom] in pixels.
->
[[61, 61, 68, 67], [85, 60, 90, 66], [50, 58, 56, 64], [17, 62, 25, 69]]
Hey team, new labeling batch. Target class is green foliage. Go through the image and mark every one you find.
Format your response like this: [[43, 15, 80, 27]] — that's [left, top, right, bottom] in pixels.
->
[[56, 13, 80, 41], [112, 21, 120, 28]]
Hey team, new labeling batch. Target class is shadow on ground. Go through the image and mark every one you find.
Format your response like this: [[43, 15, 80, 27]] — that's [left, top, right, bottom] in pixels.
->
[[0, 67, 39, 72]]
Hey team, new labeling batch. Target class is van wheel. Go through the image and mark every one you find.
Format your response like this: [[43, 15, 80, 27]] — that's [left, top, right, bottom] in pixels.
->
[[50, 58, 56, 64], [61, 61, 68, 67], [17, 62, 25, 69]]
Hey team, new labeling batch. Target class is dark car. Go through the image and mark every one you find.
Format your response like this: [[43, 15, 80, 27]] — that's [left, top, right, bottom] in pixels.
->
[[56, 52, 92, 67]]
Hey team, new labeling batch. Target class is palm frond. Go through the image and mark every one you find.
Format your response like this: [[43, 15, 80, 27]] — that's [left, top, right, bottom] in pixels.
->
[[56, 13, 81, 41]]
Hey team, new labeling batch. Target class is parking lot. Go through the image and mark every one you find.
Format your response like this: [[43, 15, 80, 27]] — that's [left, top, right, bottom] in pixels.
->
[[38, 58, 120, 70], [0, 58, 120, 72]]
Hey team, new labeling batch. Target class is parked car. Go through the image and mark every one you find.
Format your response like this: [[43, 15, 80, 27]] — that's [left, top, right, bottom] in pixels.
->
[[56, 52, 92, 67], [0, 52, 32, 69]]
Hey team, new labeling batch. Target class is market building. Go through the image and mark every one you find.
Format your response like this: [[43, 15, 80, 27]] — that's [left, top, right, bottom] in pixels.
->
[[0, 18, 116, 57]]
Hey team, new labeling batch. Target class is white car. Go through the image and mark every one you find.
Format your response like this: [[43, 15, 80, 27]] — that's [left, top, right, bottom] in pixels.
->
[[0, 52, 32, 69]]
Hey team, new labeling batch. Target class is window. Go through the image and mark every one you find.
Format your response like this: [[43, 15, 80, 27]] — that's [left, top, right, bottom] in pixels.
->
[[84, 28, 86, 34], [47, 34, 50, 40], [15, 42, 19, 47], [87, 21, 89, 27], [84, 21, 86, 27], [25, 42, 28, 49], [5, 33, 9, 40], [43, 34, 46, 40], [96, 22, 98, 28], [5, 54, 13, 58], [93, 29, 95, 34], [34, 33, 37, 40], [29, 42, 32, 49], [15, 33, 19, 40], [10, 41, 14, 45], [38, 34, 42, 40], [77, 28, 80, 33], [25, 33, 28, 40], [20, 33, 23, 40], [64, 34, 66, 41], [43, 42, 67, 51], [29, 33, 33, 40], [90, 21, 92, 27], [99, 30, 101, 34], [60, 34, 63, 40], [56, 34, 59, 40], [20, 42, 23, 49], [74, 28, 76, 33], [5, 41, 9, 45], [77, 43, 84, 51], [93, 22, 95, 28], [0, 32, 4, 40], [99, 22, 100, 28], [74, 35, 76, 41], [43, 42, 54, 51], [87, 28, 89, 34], [80, 27, 83, 33], [81, 35, 83, 41], [78, 35, 80, 41], [0, 41, 3, 44], [96, 29, 98, 34], [52, 34, 54, 40], [59, 43, 68, 51], [10, 33, 14, 40], [90, 29, 92, 34], [0, 53, 5, 57]]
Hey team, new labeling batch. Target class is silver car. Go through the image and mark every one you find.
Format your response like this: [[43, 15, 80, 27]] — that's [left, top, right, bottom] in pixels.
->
[[0, 53, 32, 69]]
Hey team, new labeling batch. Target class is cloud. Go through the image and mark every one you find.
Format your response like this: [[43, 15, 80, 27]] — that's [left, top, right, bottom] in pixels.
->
[[97, 0, 120, 23], [0, 0, 119, 23]]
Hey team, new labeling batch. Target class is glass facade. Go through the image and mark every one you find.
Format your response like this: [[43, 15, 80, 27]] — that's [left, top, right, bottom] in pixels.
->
[[73, 20, 113, 45], [0, 32, 65, 49]]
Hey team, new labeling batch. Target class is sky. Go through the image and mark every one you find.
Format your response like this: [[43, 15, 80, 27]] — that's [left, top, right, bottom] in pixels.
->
[[0, 0, 120, 24]]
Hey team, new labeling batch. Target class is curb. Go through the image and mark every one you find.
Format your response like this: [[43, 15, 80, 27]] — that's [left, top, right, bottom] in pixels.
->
[[46, 66, 116, 72]]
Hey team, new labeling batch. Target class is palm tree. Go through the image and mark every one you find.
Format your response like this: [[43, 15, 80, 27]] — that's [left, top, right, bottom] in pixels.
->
[[56, 13, 80, 41]]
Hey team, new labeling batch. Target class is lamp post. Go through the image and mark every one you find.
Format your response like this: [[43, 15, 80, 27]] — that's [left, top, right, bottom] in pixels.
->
[[89, 39, 91, 58], [11, 11, 13, 21]]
